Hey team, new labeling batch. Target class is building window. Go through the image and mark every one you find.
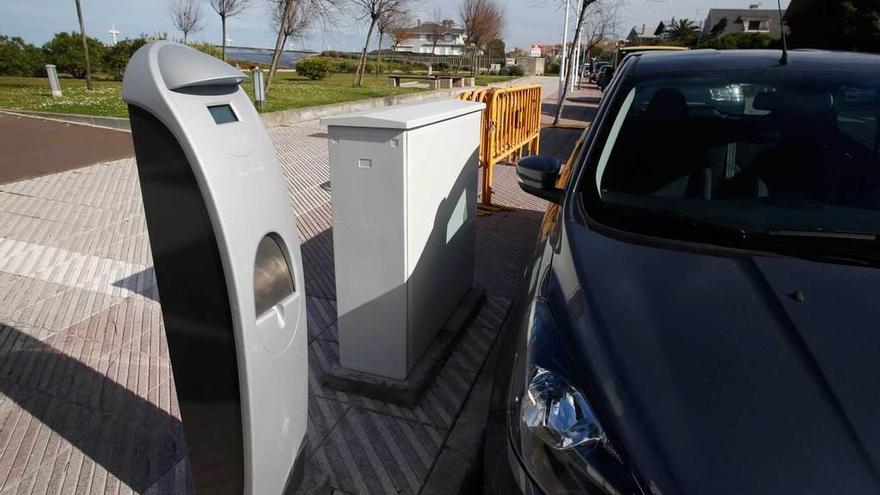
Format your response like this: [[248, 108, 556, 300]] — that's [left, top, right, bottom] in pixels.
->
[[744, 19, 770, 32]]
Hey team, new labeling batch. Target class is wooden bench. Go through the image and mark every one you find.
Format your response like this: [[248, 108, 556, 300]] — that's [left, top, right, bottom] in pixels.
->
[[387, 75, 434, 87], [387, 74, 475, 89]]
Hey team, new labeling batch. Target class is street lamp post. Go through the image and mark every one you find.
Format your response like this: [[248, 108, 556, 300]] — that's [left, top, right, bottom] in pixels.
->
[[558, 0, 570, 99], [572, 0, 583, 91]]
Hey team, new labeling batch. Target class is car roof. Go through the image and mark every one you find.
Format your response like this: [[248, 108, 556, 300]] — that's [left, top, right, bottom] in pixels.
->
[[619, 46, 688, 53], [629, 49, 880, 76]]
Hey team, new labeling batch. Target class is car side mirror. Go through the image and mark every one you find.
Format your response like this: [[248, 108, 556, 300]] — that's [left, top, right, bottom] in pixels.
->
[[516, 155, 563, 203]]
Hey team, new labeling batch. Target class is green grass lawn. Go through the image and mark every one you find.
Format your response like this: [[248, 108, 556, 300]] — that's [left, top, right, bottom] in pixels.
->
[[241, 72, 422, 113], [474, 75, 520, 86], [0, 72, 424, 118], [0, 76, 128, 117]]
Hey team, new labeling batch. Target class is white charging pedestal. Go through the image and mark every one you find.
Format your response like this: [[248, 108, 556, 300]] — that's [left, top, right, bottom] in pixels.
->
[[123, 42, 308, 495]]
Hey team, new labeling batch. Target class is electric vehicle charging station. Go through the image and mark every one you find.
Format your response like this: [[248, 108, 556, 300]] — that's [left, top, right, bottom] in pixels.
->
[[122, 42, 308, 494]]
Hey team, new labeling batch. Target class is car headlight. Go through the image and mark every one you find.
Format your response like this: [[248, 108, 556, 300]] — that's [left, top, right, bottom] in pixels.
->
[[521, 366, 607, 450], [508, 298, 637, 494]]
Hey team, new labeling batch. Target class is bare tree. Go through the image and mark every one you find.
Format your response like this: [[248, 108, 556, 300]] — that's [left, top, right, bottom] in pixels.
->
[[427, 9, 446, 55], [553, 0, 598, 126], [209, 0, 250, 60], [458, 0, 503, 74], [170, 0, 206, 43], [389, 24, 411, 51], [583, 0, 619, 57], [375, 7, 407, 77], [347, 0, 408, 87], [266, 0, 334, 93], [74, 0, 92, 90]]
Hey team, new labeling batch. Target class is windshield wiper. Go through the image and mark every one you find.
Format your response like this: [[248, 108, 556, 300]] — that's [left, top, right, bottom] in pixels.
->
[[603, 204, 751, 239], [767, 229, 878, 241]]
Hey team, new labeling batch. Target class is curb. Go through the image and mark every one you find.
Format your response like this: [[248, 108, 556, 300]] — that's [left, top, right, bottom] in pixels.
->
[[420, 331, 502, 495], [0, 90, 466, 131], [487, 75, 532, 88], [258, 86, 473, 127], [259, 75, 535, 127], [0, 77, 535, 131], [0, 109, 131, 131]]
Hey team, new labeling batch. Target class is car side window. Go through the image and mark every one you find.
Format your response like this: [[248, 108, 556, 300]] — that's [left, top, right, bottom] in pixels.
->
[[836, 86, 879, 153]]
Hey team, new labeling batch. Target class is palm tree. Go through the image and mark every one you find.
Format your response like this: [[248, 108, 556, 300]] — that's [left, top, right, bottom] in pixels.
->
[[667, 18, 700, 47]]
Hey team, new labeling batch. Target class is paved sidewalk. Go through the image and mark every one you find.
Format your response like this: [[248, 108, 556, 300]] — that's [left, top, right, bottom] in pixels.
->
[[540, 83, 601, 163], [0, 77, 599, 495]]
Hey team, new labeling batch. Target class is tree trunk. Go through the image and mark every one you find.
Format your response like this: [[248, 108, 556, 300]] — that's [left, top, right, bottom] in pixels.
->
[[553, 7, 588, 126], [354, 15, 378, 87], [375, 31, 384, 79], [267, 0, 294, 95], [75, 0, 92, 90], [184, 31, 188, 44], [221, 14, 227, 61], [454, 47, 467, 74]]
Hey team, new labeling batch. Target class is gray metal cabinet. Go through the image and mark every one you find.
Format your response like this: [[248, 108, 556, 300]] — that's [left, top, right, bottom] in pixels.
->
[[324, 99, 485, 379]]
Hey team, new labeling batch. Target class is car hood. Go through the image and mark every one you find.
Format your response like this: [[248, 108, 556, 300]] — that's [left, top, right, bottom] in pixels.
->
[[558, 224, 880, 494]]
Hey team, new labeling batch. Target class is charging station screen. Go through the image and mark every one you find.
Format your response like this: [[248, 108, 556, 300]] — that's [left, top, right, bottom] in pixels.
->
[[208, 104, 238, 124]]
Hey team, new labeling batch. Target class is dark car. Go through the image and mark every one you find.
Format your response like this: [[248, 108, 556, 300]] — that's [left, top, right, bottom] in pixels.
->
[[589, 62, 610, 83], [484, 49, 880, 495], [595, 66, 614, 91]]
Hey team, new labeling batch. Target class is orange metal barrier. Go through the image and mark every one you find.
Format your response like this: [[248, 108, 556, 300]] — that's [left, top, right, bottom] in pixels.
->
[[458, 84, 542, 206]]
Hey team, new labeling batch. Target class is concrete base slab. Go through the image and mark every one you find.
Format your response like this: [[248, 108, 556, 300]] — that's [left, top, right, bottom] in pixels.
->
[[323, 287, 486, 406]]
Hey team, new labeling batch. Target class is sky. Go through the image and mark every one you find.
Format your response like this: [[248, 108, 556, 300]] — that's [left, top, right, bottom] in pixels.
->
[[0, 0, 792, 52]]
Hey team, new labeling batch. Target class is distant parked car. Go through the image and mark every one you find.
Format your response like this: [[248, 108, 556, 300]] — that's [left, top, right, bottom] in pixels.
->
[[595, 65, 614, 91], [485, 49, 880, 495], [589, 61, 610, 82]]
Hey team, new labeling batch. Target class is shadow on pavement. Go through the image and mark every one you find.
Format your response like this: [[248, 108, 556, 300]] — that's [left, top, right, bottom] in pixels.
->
[[541, 101, 598, 124], [567, 95, 602, 105], [113, 267, 159, 302], [0, 323, 187, 492]]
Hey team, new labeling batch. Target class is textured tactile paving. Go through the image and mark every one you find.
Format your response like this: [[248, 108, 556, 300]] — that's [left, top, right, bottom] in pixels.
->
[[0, 78, 598, 494]]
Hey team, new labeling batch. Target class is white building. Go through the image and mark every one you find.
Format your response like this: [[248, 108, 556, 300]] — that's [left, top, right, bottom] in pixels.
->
[[393, 20, 467, 56]]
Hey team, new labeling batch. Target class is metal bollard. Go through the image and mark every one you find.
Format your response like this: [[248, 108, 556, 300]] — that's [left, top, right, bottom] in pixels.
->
[[45, 64, 62, 97], [252, 67, 266, 110]]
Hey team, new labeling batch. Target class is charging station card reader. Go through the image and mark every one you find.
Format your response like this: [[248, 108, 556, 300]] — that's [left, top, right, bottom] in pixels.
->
[[122, 42, 308, 494]]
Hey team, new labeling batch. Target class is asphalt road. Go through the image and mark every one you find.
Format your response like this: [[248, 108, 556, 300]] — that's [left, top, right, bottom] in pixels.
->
[[0, 112, 134, 184]]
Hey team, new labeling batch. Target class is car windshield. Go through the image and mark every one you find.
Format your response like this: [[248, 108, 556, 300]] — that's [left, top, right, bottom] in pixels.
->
[[592, 70, 880, 247]]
